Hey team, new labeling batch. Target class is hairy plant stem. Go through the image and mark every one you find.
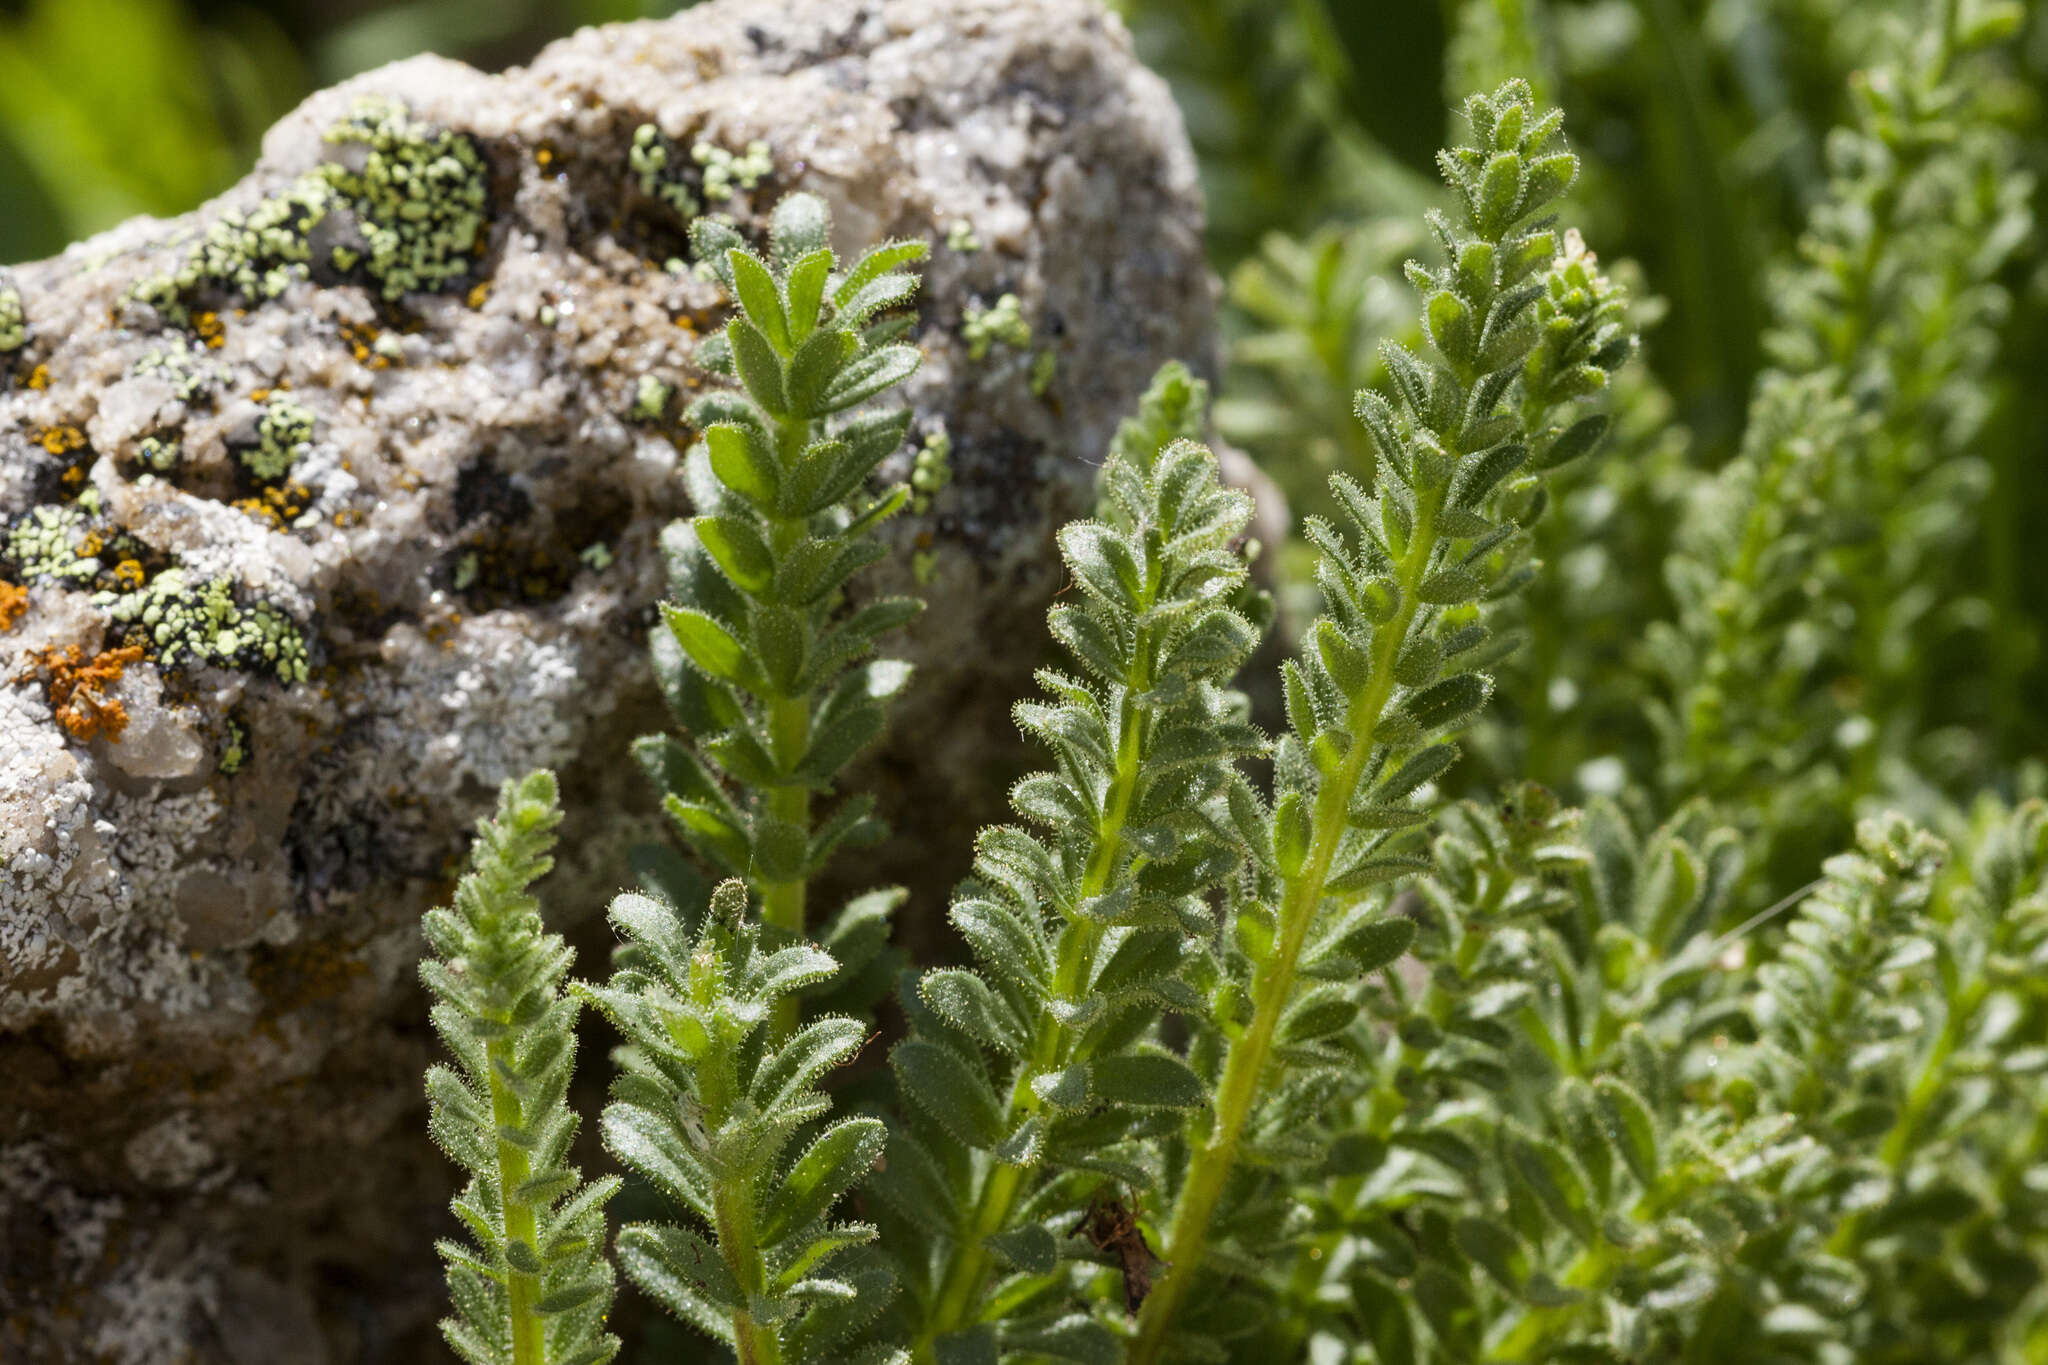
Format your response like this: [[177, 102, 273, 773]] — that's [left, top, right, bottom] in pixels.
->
[[762, 410, 815, 1035], [697, 1019, 781, 1364], [913, 581, 1163, 1360], [1133, 489, 1446, 1362], [485, 1030, 545, 1365], [717, 1175, 782, 1365]]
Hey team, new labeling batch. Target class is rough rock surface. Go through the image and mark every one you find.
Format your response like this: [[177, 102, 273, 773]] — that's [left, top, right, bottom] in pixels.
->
[[0, 0, 1215, 1356]]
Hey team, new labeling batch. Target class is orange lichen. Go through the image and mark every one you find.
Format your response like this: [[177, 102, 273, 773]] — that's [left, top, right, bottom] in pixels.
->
[[535, 144, 556, 168], [36, 425, 86, 455], [0, 580, 27, 631], [232, 482, 313, 530], [17, 643, 145, 742]]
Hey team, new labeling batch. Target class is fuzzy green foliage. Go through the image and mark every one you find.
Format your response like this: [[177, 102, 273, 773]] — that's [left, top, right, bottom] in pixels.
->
[[421, 772, 620, 1365], [895, 432, 1264, 1361], [413, 18, 2048, 1365], [637, 191, 926, 960], [577, 880, 896, 1365], [1124, 79, 1635, 1362], [1647, 18, 2035, 878]]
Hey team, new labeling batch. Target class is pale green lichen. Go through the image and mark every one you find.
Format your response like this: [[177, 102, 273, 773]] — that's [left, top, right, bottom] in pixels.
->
[[909, 427, 952, 515], [963, 293, 1031, 360], [319, 96, 490, 301], [630, 124, 699, 218], [218, 716, 249, 775], [106, 568, 309, 683], [135, 437, 182, 474], [130, 179, 336, 318], [133, 346, 227, 403], [131, 96, 487, 320], [694, 139, 772, 202], [1030, 349, 1058, 396], [579, 542, 613, 572], [945, 219, 982, 253], [0, 281, 25, 354], [631, 374, 672, 422], [244, 395, 315, 481], [453, 551, 480, 591], [4, 505, 99, 583]]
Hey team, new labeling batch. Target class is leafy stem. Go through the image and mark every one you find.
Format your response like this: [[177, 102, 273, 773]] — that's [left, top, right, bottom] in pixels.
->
[[1135, 484, 1444, 1362]]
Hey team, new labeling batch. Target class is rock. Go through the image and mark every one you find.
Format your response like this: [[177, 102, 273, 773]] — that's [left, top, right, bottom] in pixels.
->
[[0, 0, 1216, 1356]]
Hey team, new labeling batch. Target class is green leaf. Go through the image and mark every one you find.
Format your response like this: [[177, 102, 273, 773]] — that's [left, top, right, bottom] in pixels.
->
[[1453, 1215, 1529, 1294], [1417, 566, 1485, 604], [662, 604, 751, 685], [893, 1039, 1006, 1149], [1475, 151, 1525, 236], [1593, 1077, 1660, 1185], [788, 328, 860, 416], [759, 1117, 886, 1245], [1281, 987, 1360, 1042], [705, 422, 779, 509], [694, 515, 774, 595], [784, 248, 834, 336], [1089, 1051, 1206, 1109], [1274, 792, 1312, 879], [728, 317, 787, 412], [1331, 913, 1417, 973], [1032, 1064, 1091, 1110], [1316, 620, 1371, 699], [755, 606, 807, 695], [835, 239, 929, 307], [1059, 521, 1141, 610], [1537, 413, 1611, 470], [728, 248, 790, 351], [1506, 1128, 1597, 1243], [1404, 674, 1490, 732], [984, 1223, 1057, 1275], [921, 969, 1028, 1056], [820, 343, 922, 412], [618, 1221, 741, 1315]]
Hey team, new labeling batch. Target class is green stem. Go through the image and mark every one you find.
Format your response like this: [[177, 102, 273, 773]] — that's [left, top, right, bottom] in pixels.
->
[[715, 1175, 783, 1365], [914, 611, 1159, 1359], [760, 407, 816, 1037], [485, 1033, 544, 1365], [1132, 492, 1444, 1363]]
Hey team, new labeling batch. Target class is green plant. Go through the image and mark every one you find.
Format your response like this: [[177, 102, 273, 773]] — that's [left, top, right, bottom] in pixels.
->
[[416, 22, 2048, 1363], [578, 879, 893, 1364], [421, 772, 619, 1365], [636, 192, 926, 985]]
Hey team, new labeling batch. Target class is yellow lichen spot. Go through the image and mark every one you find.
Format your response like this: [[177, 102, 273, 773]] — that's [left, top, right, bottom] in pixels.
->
[[232, 483, 313, 530], [194, 311, 225, 348], [249, 387, 272, 403], [110, 558, 145, 592], [535, 145, 555, 167], [26, 363, 50, 390], [37, 425, 86, 455], [0, 580, 27, 632], [466, 281, 491, 309], [18, 643, 145, 743], [76, 532, 105, 557]]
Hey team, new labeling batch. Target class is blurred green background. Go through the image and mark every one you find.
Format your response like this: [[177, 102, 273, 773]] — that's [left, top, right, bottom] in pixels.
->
[[3, 0, 2043, 800]]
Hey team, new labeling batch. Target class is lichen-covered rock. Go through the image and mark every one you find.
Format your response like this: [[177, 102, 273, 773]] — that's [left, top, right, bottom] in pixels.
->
[[0, 0, 1214, 1355]]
